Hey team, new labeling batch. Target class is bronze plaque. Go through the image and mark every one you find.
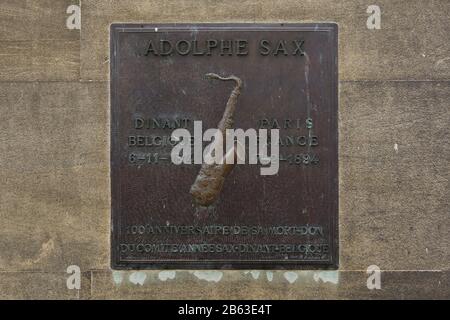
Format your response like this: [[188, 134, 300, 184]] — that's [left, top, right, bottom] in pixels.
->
[[111, 23, 338, 269]]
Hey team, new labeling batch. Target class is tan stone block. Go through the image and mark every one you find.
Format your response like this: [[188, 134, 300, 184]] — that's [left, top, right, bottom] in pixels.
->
[[337, 270, 449, 299], [0, 271, 91, 299], [0, 0, 80, 80], [0, 82, 110, 271], [0, 270, 446, 299], [0, 40, 80, 81], [80, 40, 109, 81], [339, 81, 450, 270], [80, 0, 450, 80], [0, 0, 80, 41], [90, 270, 340, 299], [89, 270, 449, 299]]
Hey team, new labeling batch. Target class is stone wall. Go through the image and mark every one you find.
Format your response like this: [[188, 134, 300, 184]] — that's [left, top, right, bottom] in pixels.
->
[[0, 0, 448, 299]]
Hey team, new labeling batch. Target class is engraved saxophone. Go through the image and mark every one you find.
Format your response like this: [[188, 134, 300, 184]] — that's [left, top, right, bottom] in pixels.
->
[[190, 73, 243, 206]]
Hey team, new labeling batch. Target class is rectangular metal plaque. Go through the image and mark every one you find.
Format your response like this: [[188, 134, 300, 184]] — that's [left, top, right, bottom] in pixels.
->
[[111, 23, 338, 269]]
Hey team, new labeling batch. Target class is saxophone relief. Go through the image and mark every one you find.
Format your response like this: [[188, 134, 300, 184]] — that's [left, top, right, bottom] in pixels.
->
[[170, 73, 280, 207]]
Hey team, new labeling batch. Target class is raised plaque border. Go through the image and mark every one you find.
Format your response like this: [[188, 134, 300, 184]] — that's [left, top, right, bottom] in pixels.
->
[[110, 23, 339, 270]]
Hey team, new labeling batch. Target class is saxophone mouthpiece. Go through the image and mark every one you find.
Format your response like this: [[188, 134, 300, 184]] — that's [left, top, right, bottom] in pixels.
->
[[204, 73, 242, 87], [205, 72, 220, 80]]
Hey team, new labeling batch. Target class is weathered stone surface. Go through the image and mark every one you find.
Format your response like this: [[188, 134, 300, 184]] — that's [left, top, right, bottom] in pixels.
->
[[90, 270, 449, 299], [0, 0, 80, 41], [0, 40, 80, 81], [340, 81, 450, 271], [0, 0, 448, 300], [80, 0, 450, 80], [0, 82, 109, 271], [0, 0, 80, 80], [0, 271, 91, 299]]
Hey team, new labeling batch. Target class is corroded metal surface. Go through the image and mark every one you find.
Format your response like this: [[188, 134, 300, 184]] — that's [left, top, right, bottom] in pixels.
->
[[111, 23, 338, 269]]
